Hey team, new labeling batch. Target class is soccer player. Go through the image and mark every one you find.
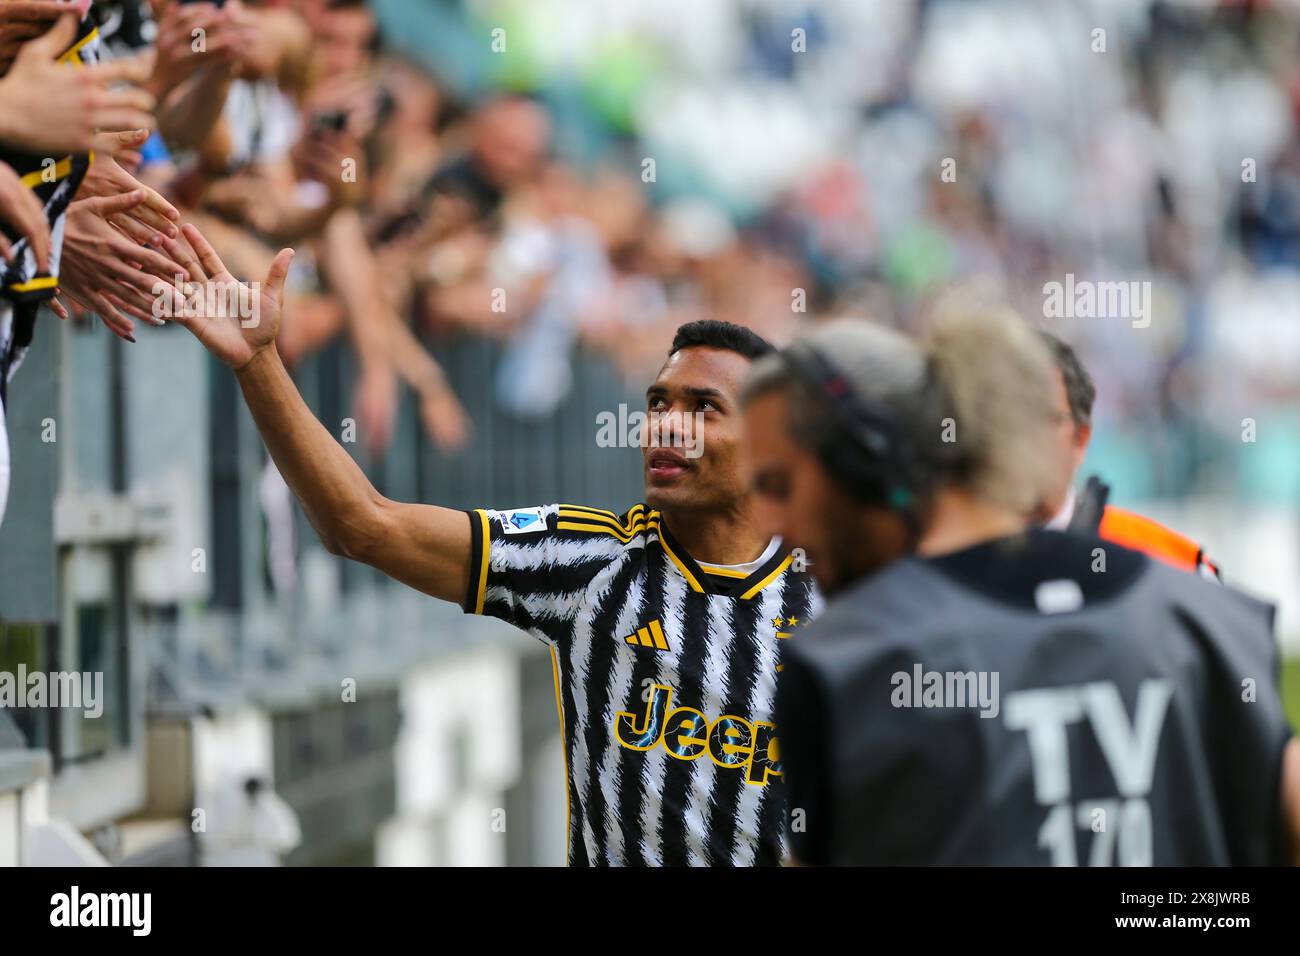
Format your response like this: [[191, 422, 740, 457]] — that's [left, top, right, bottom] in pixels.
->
[[742, 311, 1299, 865], [1035, 332, 1221, 579], [165, 223, 820, 866]]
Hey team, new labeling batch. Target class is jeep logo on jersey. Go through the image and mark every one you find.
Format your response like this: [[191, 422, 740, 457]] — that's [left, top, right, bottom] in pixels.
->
[[500, 507, 547, 534], [613, 684, 781, 786]]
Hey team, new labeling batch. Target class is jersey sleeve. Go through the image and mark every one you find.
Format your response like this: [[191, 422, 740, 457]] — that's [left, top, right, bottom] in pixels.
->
[[462, 504, 629, 643], [779, 636, 984, 865]]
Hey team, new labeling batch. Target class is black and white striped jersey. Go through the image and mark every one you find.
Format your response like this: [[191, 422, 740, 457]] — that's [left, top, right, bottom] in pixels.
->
[[463, 502, 822, 866], [0, 14, 100, 398]]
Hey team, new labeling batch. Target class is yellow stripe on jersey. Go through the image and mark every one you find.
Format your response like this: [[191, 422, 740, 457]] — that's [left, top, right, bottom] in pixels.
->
[[621, 504, 646, 531], [556, 509, 628, 533], [700, 565, 748, 579], [58, 27, 98, 64], [558, 503, 620, 522], [8, 276, 59, 293], [471, 509, 490, 614], [555, 522, 648, 544], [657, 529, 704, 593], [549, 645, 571, 866], [739, 554, 793, 600], [557, 506, 650, 542], [559, 504, 646, 533], [20, 157, 73, 188]]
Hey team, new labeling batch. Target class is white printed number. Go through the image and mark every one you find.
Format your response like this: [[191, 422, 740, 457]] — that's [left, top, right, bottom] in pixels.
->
[[1038, 798, 1153, 867], [1005, 678, 1171, 867]]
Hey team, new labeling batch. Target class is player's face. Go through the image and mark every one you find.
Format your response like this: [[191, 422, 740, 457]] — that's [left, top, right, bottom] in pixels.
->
[[642, 347, 753, 514], [1036, 370, 1092, 521], [744, 389, 906, 595]]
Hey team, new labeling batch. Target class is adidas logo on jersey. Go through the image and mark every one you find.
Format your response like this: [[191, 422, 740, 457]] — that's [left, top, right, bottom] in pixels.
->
[[613, 683, 781, 786], [623, 618, 670, 652]]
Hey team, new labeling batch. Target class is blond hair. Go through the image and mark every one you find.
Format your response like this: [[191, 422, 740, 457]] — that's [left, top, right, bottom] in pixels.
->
[[924, 304, 1059, 513]]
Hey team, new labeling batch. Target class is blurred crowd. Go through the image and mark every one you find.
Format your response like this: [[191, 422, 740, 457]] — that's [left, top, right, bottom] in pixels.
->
[[2, 0, 1298, 506]]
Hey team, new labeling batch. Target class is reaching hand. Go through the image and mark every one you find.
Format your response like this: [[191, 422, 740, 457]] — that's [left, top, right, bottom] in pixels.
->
[[59, 193, 188, 341], [0, 14, 155, 154], [0, 0, 67, 75], [148, 1, 232, 97], [207, 0, 259, 71], [419, 384, 470, 452], [78, 130, 180, 243], [293, 130, 367, 209], [0, 159, 49, 269], [163, 222, 295, 370], [352, 361, 398, 456]]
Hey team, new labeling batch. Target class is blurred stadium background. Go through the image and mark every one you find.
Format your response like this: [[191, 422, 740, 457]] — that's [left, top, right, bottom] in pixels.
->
[[2, 0, 1300, 865]]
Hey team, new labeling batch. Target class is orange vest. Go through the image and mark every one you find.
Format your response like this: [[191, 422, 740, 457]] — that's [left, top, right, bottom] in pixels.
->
[[1098, 505, 1219, 579]]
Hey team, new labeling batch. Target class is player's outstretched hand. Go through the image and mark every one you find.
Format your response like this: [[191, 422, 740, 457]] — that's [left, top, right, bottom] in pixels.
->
[[163, 222, 294, 371]]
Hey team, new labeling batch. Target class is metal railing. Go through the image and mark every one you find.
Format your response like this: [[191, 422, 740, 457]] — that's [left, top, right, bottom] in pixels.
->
[[0, 311, 642, 863]]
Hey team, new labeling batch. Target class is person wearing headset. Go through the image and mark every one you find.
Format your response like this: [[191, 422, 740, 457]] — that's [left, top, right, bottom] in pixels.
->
[[740, 311, 1300, 865]]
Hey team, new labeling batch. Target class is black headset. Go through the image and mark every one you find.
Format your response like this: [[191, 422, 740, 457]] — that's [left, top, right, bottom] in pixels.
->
[[779, 339, 928, 516]]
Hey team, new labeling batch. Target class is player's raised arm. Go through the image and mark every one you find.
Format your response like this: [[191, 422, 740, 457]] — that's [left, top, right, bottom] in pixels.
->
[[164, 222, 472, 605]]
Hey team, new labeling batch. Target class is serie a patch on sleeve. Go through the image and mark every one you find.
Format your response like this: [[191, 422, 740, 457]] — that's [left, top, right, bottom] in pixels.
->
[[498, 507, 548, 535]]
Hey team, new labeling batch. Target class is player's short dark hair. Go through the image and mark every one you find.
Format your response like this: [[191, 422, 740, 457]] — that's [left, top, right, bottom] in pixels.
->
[[1038, 331, 1095, 429], [669, 320, 774, 361]]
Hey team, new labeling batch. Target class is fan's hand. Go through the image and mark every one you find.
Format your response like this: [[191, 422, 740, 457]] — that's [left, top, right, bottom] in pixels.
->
[[0, 158, 48, 268]]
